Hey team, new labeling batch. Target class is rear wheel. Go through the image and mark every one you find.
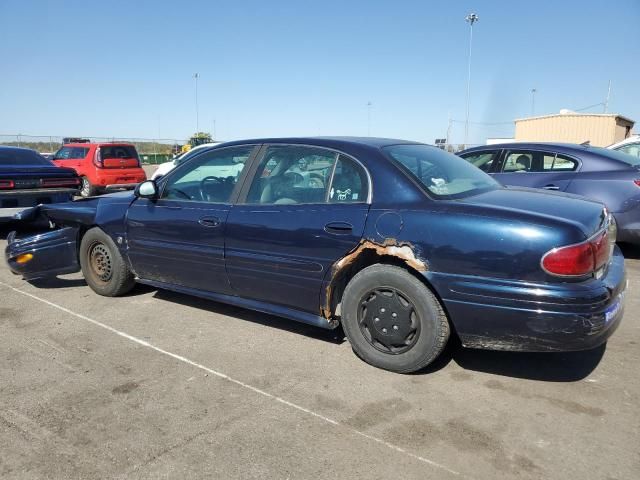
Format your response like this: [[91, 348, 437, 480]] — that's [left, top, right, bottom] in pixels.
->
[[79, 228, 135, 297], [80, 176, 97, 197], [341, 264, 449, 373]]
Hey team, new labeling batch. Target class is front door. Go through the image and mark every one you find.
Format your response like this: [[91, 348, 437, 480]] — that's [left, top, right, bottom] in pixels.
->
[[125, 145, 256, 294], [492, 149, 579, 192], [225, 144, 371, 314]]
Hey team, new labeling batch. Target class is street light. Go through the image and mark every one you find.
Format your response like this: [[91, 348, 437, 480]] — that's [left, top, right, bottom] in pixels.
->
[[193, 73, 200, 132], [464, 13, 479, 147], [531, 88, 537, 116]]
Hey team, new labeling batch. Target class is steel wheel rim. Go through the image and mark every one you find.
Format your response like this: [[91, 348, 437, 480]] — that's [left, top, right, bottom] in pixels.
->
[[358, 287, 421, 355], [88, 242, 112, 282]]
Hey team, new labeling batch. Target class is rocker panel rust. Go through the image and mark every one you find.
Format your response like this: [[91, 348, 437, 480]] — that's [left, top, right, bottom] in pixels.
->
[[320, 238, 428, 322]]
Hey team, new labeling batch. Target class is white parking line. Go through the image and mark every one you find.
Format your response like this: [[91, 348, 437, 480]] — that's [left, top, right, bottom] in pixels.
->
[[0, 281, 465, 478]]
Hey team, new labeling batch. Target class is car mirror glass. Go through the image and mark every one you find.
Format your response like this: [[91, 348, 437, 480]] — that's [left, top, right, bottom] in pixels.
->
[[137, 180, 157, 198]]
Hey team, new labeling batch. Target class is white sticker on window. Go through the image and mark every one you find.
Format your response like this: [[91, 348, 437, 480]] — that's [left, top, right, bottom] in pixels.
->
[[352, 193, 359, 200]]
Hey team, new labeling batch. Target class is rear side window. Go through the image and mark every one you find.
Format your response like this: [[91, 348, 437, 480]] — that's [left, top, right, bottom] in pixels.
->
[[616, 143, 640, 159], [502, 151, 578, 173], [246, 146, 338, 204], [54, 146, 89, 160], [100, 145, 138, 159], [459, 151, 497, 172], [329, 156, 369, 203]]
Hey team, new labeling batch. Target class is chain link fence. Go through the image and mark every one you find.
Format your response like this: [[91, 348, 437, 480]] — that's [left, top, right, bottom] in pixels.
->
[[0, 134, 189, 164]]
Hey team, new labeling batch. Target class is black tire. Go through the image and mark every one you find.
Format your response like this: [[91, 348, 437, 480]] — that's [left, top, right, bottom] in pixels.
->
[[80, 176, 97, 197], [79, 227, 135, 297], [341, 264, 450, 373]]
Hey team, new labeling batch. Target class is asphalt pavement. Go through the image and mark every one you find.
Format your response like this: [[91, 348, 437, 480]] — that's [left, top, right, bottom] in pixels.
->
[[1, 223, 638, 479]]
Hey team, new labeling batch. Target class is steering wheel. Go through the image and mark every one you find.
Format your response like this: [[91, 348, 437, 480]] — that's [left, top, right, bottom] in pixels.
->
[[199, 176, 225, 202], [284, 171, 304, 186], [307, 174, 324, 188]]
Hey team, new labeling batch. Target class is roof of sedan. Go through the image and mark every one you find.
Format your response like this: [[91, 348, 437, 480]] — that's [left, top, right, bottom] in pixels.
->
[[461, 142, 604, 154], [219, 136, 423, 149]]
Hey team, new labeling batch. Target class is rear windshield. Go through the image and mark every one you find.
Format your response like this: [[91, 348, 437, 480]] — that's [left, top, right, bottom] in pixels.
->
[[0, 148, 53, 166], [101, 145, 138, 159], [588, 146, 640, 167], [383, 144, 499, 199], [54, 146, 89, 160]]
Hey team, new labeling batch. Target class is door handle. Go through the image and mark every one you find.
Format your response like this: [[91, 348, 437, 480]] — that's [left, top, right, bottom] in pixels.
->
[[324, 221, 353, 235], [198, 216, 221, 227], [543, 184, 560, 190]]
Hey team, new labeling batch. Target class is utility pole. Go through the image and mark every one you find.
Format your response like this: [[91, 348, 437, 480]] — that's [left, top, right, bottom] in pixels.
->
[[464, 12, 479, 147], [531, 88, 537, 116], [194, 73, 200, 132], [604, 80, 611, 113], [212, 119, 217, 140], [446, 111, 452, 149], [367, 101, 372, 136]]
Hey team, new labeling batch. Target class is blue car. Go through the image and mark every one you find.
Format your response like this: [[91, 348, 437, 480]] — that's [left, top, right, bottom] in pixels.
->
[[0, 146, 80, 222], [5, 138, 625, 372], [459, 142, 640, 244]]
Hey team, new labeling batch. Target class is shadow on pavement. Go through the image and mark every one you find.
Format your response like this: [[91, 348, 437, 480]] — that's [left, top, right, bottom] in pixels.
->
[[619, 242, 640, 260], [420, 336, 606, 381], [151, 288, 347, 345], [30, 277, 86, 289]]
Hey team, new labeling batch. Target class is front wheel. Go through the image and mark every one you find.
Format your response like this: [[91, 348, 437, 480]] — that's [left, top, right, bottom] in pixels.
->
[[341, 264, 450, 373], [79, 228, 135, 297]]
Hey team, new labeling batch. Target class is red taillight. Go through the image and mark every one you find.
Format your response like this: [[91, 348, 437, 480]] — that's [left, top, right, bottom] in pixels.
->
[[634, 180, 640, 187], [40, 178, 81, 188], [93, 147, 103, 168], [542, 229, 611, 277], [0, 180, 15, 189]]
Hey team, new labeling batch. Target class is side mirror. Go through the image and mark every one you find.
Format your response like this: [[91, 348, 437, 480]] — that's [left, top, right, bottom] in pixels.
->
[[135, 180, 158, 199]]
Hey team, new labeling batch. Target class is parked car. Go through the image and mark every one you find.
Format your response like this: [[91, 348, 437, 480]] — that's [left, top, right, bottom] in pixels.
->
[[459, 142, 640, 244], [151, 142, 222, 180], [52, 142, 146, 197], [6, 138, 624, 372], [0, 146, 80, 222], [608, 134, 640, 159]]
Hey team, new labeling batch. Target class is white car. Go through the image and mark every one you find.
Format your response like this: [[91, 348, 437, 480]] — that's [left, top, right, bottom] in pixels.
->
[[151, 143, 222, 180], [607, 135, 640, 159]]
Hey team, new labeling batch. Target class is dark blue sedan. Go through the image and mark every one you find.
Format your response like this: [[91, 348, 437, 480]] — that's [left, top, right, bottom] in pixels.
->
[[5, 138, 625, 372], [0, 146, 80, 222], [459, 142, 640, 244]]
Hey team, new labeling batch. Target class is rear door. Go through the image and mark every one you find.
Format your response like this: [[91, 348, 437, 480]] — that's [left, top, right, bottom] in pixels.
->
[[492, 149, 579, 192], [225, 144, 371, 314], [125, 145, 257, 294]]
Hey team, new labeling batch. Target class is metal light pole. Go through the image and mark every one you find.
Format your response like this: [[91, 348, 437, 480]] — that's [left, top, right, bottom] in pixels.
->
[[464, 13, 479, 147], [194, 73, 200, 132], [367, 101, 372, 136], [531, 88, 537, 116]]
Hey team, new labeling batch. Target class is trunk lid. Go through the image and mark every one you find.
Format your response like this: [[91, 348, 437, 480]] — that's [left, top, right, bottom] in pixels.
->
[[98, 145, 140, 169], [463, 186, 607, 237]]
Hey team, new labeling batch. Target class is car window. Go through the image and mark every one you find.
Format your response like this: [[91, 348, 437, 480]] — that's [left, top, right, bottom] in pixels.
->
[[100, 145, 138, 159], [246, 145, 338, 204], [459, 151, 497, 172], [503, 150, 578, 173], [383, 144, 499, 199], [54, 146, 89, 160], [161, 146, 252, 203], [543, 153, 578, 171], [503, 152, 533, 172], [617, 143, 640, 159], [0, 148, 53, 166], [329, 156, 369, 203]]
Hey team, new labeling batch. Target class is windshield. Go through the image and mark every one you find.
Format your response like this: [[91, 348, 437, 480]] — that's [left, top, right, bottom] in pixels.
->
[[589, 146, 640, 167], [0, 148, 53, 166], [383, 144, 499, 199]]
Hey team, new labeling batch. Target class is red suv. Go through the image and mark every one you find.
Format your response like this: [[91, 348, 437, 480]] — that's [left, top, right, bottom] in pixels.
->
[[52, 142, 147, 197]]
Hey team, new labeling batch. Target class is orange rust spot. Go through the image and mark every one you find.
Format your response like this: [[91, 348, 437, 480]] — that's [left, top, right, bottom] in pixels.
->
[[320, 239, 428, 320]]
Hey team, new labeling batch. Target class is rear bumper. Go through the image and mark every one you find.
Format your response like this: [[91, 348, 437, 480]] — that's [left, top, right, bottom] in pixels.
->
[[5, 227, 81, 280], [428, 246, 626, 352], [105, 183, 138, 191]]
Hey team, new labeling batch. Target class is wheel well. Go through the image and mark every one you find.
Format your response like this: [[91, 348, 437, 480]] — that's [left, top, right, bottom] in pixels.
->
[[328, 250, 441, 319]]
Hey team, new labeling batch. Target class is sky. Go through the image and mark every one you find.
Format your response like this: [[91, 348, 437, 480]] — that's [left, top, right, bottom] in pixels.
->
[[1, 0, 639, 145]]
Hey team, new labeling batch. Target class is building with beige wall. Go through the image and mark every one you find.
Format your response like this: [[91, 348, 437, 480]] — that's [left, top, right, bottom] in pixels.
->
[[514, 111, 635, 147]]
